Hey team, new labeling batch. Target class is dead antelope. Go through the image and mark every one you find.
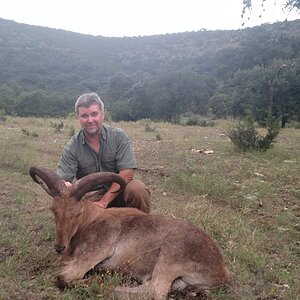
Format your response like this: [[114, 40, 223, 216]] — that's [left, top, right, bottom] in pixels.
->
[[29, 165, 231, 300]]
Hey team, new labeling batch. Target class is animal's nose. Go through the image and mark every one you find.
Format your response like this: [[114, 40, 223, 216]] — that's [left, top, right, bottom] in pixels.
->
[[55, 245, 66, 253]]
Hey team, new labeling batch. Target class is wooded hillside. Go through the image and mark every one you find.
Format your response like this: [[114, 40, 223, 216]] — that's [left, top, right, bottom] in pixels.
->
[[0, 18, 300, 123]]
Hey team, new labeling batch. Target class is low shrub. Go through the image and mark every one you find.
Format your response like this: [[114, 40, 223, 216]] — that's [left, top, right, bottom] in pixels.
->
[[286, 121, 300, 129], [143, 119, 156, 132], [0, 109, 6, 122], [186, 117, 215, 127], [227, 113, 280, 152], [50, 121, 64, 132], [155, 131, 162, 141], [69, 125, 76, 137], [21, 128, 39, 138]]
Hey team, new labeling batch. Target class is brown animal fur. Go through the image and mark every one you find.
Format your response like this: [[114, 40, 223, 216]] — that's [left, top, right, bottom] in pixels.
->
[[30, 166, 231, 300]]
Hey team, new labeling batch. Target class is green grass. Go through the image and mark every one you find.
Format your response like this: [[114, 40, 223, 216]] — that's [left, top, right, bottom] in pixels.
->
[[0, 117, 299, 299]]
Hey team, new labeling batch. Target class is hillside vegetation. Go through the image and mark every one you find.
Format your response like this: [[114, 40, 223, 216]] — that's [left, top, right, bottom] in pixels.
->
[[0, 117, 299, 299], [0, 18, 300, 124]]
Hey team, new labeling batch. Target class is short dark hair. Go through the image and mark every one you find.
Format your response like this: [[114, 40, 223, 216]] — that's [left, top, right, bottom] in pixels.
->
[[75, 92, 104, 115]]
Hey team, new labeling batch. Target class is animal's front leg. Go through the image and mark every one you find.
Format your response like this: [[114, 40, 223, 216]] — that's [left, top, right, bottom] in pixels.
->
[[56, 258, 94, 288], [56, 246, 115, 288]]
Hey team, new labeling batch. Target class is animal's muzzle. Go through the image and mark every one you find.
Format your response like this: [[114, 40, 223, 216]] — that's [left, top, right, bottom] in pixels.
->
[[55, 245, 66, 253]]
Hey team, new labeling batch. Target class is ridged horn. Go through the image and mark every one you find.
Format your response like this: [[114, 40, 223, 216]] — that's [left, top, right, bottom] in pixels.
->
[[29, 166, 68, 197], [72, 172, 126, 201]]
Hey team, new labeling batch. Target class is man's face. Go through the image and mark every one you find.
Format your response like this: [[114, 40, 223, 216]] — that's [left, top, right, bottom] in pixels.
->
[[77, 104, 104, 136]]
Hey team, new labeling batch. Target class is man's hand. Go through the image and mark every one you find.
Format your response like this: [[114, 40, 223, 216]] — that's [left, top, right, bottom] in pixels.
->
[[92, 169, 134, 209], [64, 181, 72, 188]]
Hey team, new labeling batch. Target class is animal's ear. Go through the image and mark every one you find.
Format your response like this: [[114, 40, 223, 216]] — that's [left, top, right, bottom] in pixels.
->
[[29, 166, 68, 197]]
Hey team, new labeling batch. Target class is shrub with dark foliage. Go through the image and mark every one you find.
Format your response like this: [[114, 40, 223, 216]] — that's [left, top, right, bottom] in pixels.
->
[[227, 113, 280, 152]]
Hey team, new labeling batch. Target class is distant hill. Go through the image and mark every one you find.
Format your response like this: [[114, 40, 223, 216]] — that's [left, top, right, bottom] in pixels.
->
[[0, 18, 299, 123]]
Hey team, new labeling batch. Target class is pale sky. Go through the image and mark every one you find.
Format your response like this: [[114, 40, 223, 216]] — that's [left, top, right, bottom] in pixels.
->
[[0, 0, 298, 37]]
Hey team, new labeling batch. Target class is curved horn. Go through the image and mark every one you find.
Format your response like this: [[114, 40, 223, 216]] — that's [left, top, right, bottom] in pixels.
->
[[72, 172, 126, 201], [29, 166, 68, 197]]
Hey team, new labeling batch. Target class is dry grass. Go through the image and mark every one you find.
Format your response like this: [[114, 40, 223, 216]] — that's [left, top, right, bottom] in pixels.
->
[[0, 117, 299, 299]]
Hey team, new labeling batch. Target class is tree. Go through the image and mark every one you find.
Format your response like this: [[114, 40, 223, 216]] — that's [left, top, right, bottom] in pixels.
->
[[227, 59, 300, 125], [242, 0, 300, 21], [126, 79, 154, 121], [274, 61, 300, 125], [153, 70, 216, 120], [15, 90, 48, 117], [209, 93, 232, 118], [108, 72, 134, 101], [0, 85, 16, 114]]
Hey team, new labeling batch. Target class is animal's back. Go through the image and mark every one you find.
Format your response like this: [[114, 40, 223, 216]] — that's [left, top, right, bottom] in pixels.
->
[[100, 212, 230, 287]]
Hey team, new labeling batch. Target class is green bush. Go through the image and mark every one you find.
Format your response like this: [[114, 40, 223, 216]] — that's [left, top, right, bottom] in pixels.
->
[[170, 115, 181, 125], [0, 109, 6, 122], [69, 125, 76, 137], [227, 113, 280, 152], [143, 119, 156, 132], [286, 121, 300, 129], [186, 117, 215, 127], [155, 131, 162, 141], [185, 117, 199, 126], [50, 121, 64, 132], [21, 128, 39, 138]]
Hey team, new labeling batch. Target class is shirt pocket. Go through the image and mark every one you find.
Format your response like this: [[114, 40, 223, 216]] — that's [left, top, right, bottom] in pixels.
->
[[78, 159, 97, 178], [101, 152, 117, 172]]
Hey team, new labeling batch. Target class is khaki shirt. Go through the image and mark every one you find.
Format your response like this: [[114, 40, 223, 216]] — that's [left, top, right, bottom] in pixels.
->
[[57, 124, 137, 182]]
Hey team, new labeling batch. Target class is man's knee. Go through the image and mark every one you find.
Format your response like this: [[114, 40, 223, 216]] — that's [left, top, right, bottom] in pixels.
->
[[123, 179, 151, 213]]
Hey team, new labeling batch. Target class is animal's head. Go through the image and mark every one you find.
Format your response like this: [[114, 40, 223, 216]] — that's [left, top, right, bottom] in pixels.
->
[[29, 166, 125, 253]]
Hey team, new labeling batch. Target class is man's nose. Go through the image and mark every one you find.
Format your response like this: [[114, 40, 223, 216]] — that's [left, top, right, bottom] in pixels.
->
[[87, 115, 94, 122]]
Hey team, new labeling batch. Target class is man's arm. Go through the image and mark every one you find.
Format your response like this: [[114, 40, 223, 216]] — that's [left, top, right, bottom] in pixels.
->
[[94, 168, 133, 208], [57, 141, 78, 183]]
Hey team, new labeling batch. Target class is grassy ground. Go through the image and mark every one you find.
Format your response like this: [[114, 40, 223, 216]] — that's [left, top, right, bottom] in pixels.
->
[[0, 116, 299, 300]]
